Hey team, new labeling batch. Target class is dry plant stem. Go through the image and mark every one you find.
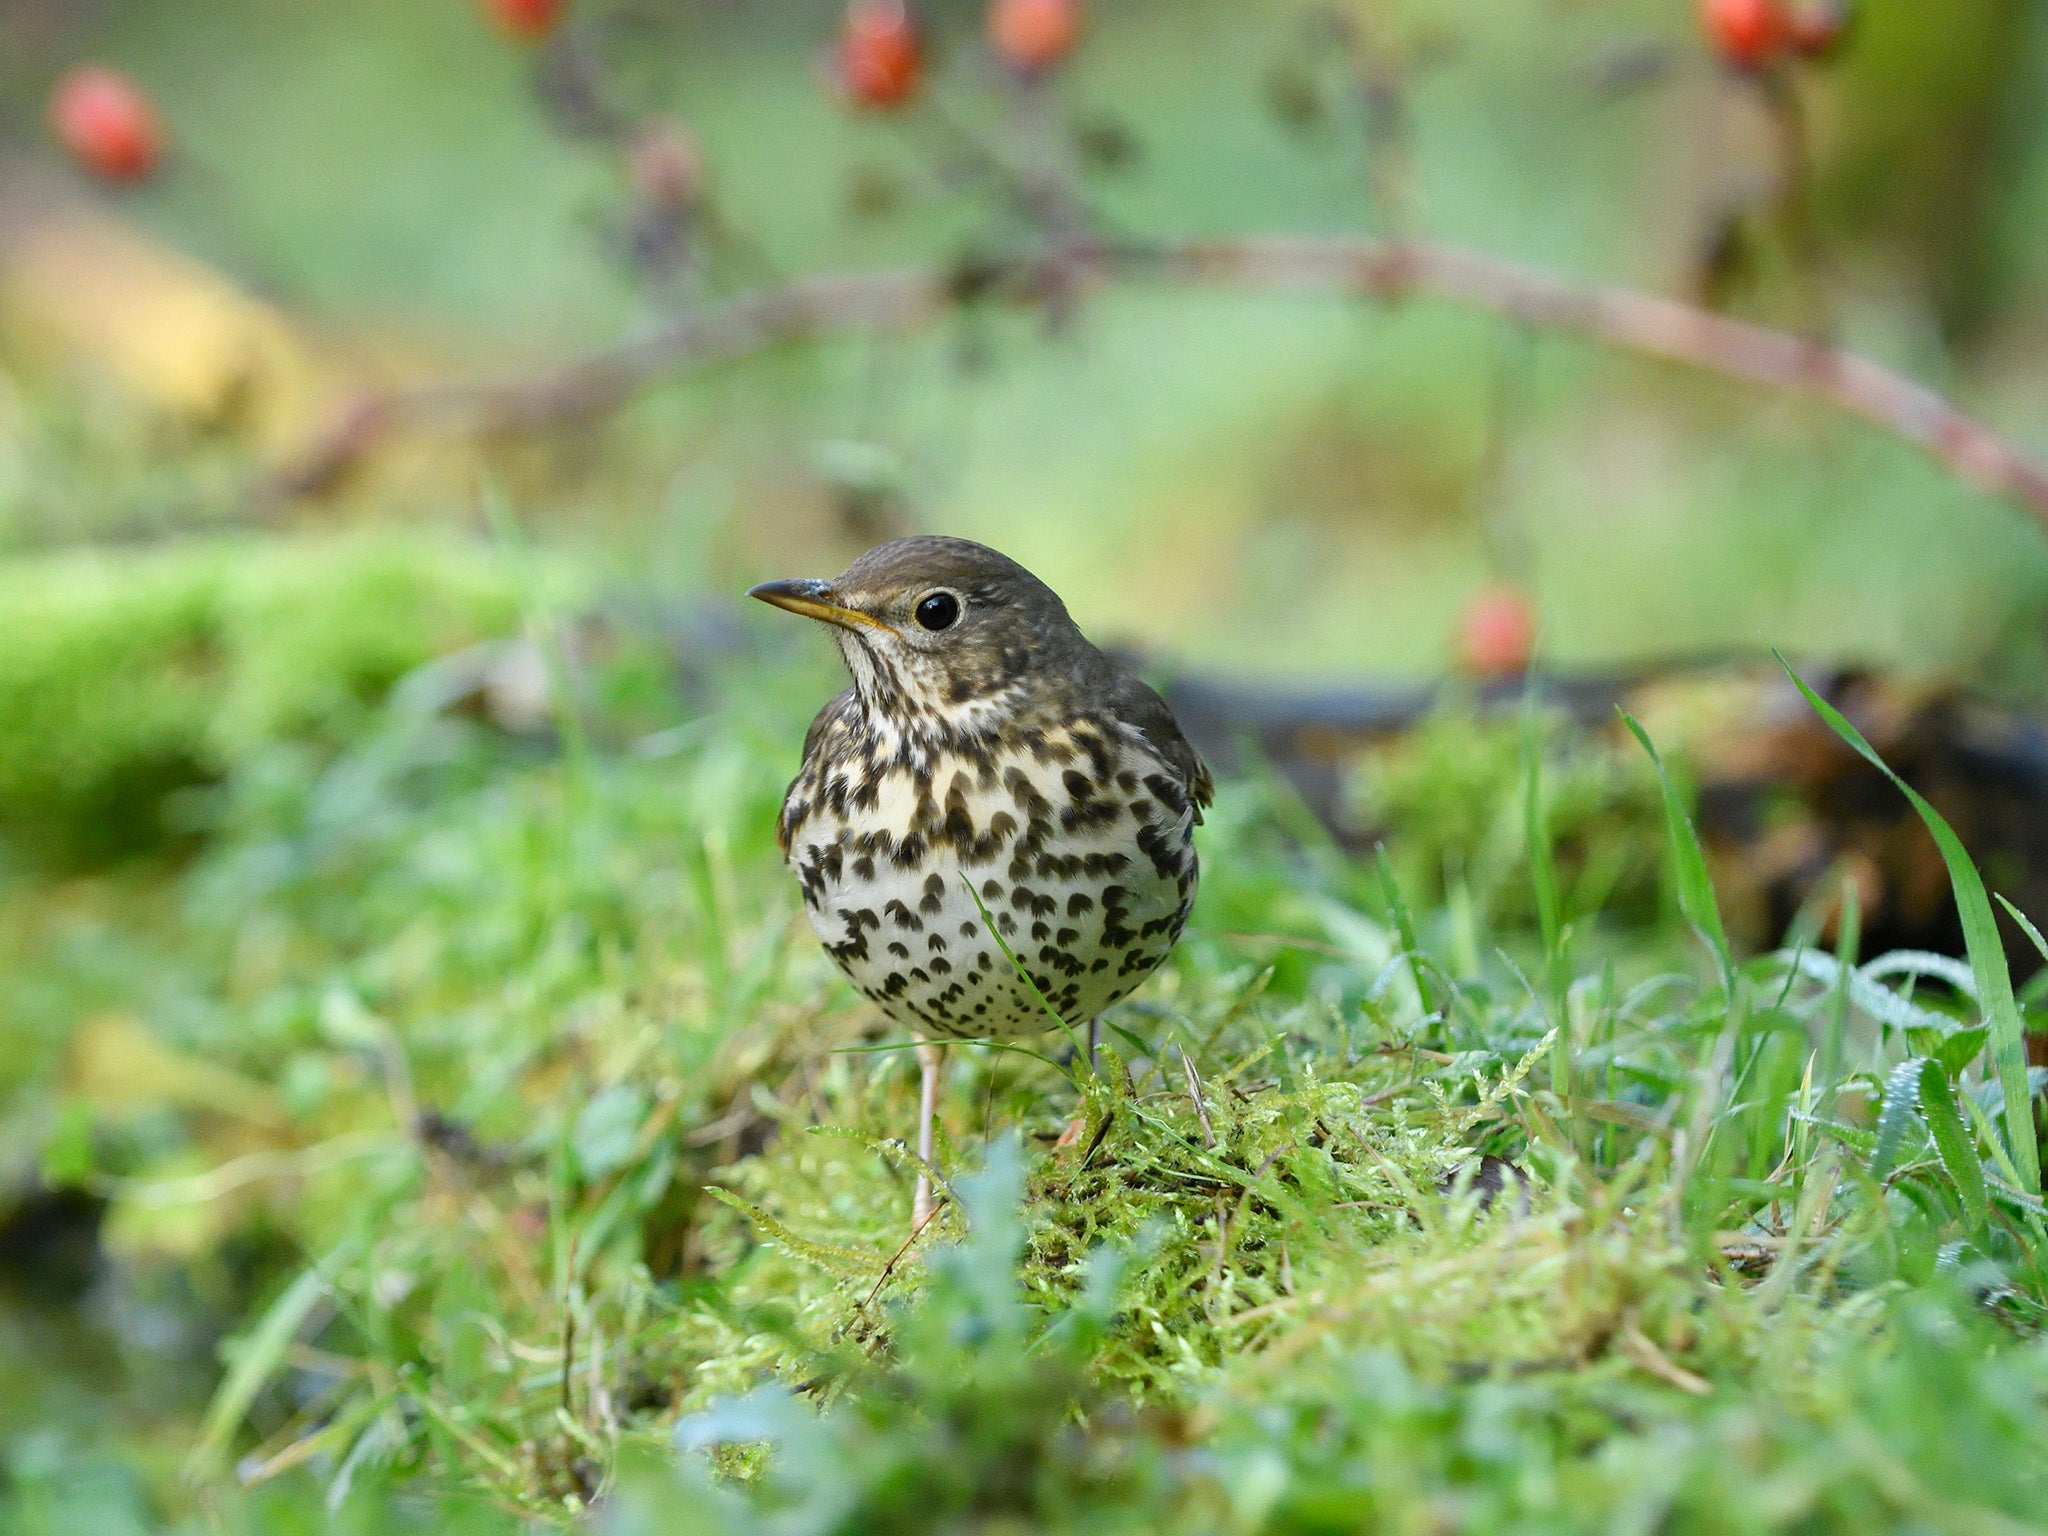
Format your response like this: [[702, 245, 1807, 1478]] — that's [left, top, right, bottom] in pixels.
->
[[1178, 1044, 1231, 1307], [1179, 1045, 1217, 1148], [271, 235, 2048, 523], [914, 1038, 942, 1231], [859, 1199, 948, 1314]]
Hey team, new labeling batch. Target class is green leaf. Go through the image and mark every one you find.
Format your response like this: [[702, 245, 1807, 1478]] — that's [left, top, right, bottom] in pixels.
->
[[1777, 653, 2039, 1194], [1936, 1026, 1991, 1079], [1869, 1056, 1926, 1185], [1619, 712, 1732, 995], [1904, 1026, 1953, 1061], [1917, 1057, 1990, 1233]]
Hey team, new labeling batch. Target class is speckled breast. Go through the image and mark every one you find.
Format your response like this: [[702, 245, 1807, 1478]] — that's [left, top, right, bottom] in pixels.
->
[[781, 717, 1199, 1039]]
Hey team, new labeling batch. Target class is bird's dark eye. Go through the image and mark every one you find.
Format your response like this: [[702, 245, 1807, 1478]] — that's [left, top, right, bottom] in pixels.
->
[[914, 591, 960, 632]]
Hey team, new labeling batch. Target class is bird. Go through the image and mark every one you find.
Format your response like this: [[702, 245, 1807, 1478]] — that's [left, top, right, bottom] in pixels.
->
[[750, 536, 1213, 1230]]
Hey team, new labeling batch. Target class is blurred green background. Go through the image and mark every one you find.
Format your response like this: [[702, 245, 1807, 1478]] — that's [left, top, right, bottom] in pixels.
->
[[4, 0, 2048, 676], [4, 0, 2048, 1527]]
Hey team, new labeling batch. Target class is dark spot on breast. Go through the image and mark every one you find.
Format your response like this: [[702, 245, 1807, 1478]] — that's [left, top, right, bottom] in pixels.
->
[[1005, 768, 1052, 817], [1059, 795, 1123, 834], [1038, 945, 1084, 977]]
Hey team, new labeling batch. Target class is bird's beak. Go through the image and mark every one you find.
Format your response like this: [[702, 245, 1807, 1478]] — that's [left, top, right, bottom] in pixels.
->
[[747, 577, 900, 637]]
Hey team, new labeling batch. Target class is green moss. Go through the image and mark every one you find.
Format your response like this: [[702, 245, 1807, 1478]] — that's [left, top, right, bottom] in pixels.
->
[[0, 534, 542, 866], [1350, 704, 1668, 932], [9, 628, 2048, 1532]]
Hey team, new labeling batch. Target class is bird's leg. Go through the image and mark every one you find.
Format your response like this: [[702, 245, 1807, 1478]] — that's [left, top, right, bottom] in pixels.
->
[[1052, 1018, 1104, 1150], [913, 1038, 942, 1231]]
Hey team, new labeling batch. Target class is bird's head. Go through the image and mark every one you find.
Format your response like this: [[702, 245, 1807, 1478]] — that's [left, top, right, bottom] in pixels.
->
[[749, 535, 1095, 730]]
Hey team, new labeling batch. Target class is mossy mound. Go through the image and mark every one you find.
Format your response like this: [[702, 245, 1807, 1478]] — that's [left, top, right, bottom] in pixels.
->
[[0, 533, 546, 865]]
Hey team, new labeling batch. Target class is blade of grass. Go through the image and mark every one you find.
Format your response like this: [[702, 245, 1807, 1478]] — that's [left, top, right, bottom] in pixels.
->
[[1917, 1057, 1990, 1234], [1375, 844, 1440, 1022], [963, 876, 1090, 1075], [1619, 712, 1733, 997], [1868, 1056, 1926, 1185], [1996, 892, 2048, 1028], [189, 1253, 340, 1477], [1775, 652, 2038, 1194], [1523, 715, 1565, 986], [1623, 709, 1742, 1237], [1822, 879, 1859, 1120], [1523, 715, 1572, 1111]]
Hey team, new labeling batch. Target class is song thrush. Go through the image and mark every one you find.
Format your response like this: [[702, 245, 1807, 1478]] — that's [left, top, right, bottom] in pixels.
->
[[751, 536, 1213, 1227]]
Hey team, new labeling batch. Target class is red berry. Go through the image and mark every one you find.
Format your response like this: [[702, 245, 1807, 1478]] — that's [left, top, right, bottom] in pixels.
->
[[989, 0, 1082, 74], [48, 65, 163, 183], [484, 0, 566, 43], [1699, 0, 1791, 68], [1457, 585, 1538, 677], [838, 1, 923, 111], [1787, 0, 1851, 58]]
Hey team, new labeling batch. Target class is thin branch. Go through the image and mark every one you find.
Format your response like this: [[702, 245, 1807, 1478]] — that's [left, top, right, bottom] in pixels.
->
[[267, 235, 2048, 524]]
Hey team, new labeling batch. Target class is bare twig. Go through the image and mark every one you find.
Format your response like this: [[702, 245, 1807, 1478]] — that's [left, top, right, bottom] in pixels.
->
[[857, 1198, 947, 1314], [268, 235, 2048, 524]]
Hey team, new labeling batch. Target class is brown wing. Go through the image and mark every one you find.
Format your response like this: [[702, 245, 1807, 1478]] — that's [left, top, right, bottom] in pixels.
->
[[1107, 670, 1214, 822], [777, 686, 859, 853]]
